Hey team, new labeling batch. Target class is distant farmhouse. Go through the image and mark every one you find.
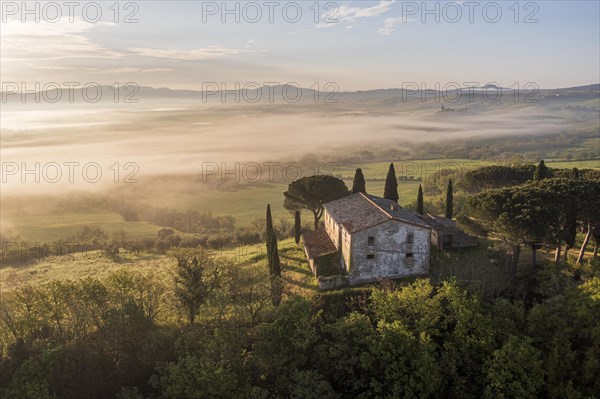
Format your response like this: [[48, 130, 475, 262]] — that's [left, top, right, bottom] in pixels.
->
[[302, 193, 477, 289], [440, 105, 467, 112]]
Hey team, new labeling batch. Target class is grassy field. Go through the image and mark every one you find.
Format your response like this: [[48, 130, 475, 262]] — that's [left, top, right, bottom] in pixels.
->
[[1, 209, 161, 243], [545, 159, 600, 169], [0, 238, 317, 295], [0, 249, 172, 292], [1, 158, 597, 244]]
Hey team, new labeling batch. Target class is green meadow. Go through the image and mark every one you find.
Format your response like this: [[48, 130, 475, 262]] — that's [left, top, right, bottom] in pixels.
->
[[0, 238, 317, 294]]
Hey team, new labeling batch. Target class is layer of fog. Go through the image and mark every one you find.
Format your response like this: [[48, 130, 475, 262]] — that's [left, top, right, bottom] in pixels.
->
[[0, 95, 594, 197]]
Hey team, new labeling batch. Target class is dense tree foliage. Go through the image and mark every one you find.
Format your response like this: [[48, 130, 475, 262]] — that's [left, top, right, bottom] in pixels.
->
[[283, 175, 349, 230], [483, 335, 545, 399], [460, 164, 600, 193], [1, 263, 599, 399], [467, 178, 599, 273], [171, 248, 221, 325], [460, 165, 537, 192]]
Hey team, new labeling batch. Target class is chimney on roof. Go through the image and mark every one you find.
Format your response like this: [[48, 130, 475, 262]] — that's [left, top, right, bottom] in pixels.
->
[[391, 204, 396, 211]]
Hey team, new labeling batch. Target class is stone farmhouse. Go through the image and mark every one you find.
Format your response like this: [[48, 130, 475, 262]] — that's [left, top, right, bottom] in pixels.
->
[[302, 192, 477, 289]]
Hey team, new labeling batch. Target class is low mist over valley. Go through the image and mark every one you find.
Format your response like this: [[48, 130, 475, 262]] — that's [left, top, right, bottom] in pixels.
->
[[1, 84, 598, 243], [2, 84, 598, 189]]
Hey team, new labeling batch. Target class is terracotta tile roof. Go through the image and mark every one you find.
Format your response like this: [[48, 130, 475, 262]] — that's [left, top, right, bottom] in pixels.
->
[[302, 229, 338, 259], [323, 193, 431, 233]]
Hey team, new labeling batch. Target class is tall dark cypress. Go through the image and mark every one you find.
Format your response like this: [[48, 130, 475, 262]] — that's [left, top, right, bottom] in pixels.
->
[[352, 168, 366, 194], [533, 160, 548, 181], [416, 184, 424, 215], [271, 234, 281, 277], [383, 163, 399, 203], [266, 204, 281, 277], [294, 210, 301, 244], [266, 204, 273, 271], [445, 179, 453, 219]]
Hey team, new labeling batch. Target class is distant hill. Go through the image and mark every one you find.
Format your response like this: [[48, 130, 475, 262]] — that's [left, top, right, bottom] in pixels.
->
[[2, 83, 598, 105]]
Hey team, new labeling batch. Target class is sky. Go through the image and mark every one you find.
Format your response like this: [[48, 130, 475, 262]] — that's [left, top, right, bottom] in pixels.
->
[[1, 0, 599, 91]]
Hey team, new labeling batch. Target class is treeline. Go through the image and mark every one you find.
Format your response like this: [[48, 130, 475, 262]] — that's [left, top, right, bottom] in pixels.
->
[[110, 203, 237, 235], [460, 164, 600, 193], [416, 164, 600, 218], [0, 226, 136, 265], [328, 130, 598, 165], [457, 162, 600, 275], [0, 251, 598, 398], [424, 164, 600, 195], [409, 131, 598, 161], [145, 218, 293, 254], [0, 216, 295, 265], [465, 176, 600, 277]]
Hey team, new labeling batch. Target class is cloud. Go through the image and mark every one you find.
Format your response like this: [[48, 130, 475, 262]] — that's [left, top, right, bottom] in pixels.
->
[[316, 0, 395, 28], [98, 67, 174, 74], [377, 16, 414, 36], [337, 0, 396, 22], [1, 18, 121, 61], [34, 65, 88, 71], [127, 46, 252, 61], [33, 66, 172, 74]]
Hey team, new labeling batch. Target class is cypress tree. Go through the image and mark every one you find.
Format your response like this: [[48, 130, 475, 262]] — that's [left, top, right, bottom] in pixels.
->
[[416, 184, 424, 215], [266, 204, 281, 277], [383, 163, 399, 203], [533, 160, 548, 181], [352, 168, 366, 194], [270, 276, 282, 307], [269, 225, 282, 305], [270, 232, 281, 277], [294, 210, 301, 244], [445, 179, 453, 219], [266, 204, 273, 271]]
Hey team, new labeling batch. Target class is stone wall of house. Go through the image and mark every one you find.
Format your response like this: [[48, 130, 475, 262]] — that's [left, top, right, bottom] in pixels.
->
[[346, 220, 430, 285], [324, 209, 352, 272], [324, 210, 341, 248], [340, 226, 352, 272]]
